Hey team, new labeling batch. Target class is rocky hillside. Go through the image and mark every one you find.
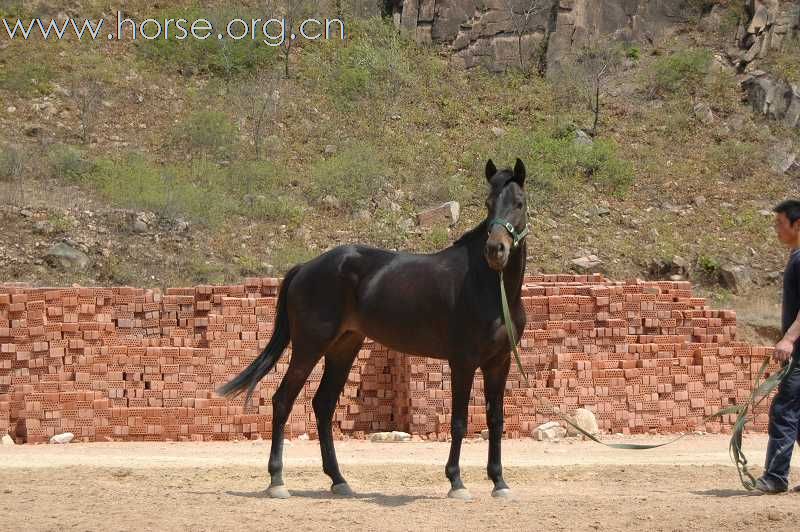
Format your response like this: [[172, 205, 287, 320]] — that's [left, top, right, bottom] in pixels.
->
[[0, 0, 798, 339]]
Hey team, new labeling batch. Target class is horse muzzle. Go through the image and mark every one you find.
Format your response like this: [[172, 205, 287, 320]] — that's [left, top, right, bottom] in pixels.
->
[[484, 240, 509, 271]]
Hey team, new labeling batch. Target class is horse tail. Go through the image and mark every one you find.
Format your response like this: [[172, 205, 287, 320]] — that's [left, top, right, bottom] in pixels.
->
[[216, 264, 301, 406]]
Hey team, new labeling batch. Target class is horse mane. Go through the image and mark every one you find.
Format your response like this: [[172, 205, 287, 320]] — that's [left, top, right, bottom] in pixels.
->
[[452, 219, 488, 247]]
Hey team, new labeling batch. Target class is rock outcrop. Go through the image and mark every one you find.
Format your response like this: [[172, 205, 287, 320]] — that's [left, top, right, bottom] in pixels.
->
[[742, 71, 800, 129], [731, 0, 799, 66], [393, 1, 798, 77], [395, 0, 702, 73], [733, 1, 800, 130]]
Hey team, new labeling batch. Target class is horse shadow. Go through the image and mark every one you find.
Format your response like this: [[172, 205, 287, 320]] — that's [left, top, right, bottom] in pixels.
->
[[226, 488, 438, 507]]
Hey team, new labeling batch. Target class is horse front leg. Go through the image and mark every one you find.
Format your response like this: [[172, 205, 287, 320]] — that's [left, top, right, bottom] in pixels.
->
[[445, 364, 476, 500], [482, 354, 512, 498]]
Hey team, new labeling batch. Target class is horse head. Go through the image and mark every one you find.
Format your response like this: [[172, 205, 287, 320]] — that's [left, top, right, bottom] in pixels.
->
[[484, 158, 528, 271]]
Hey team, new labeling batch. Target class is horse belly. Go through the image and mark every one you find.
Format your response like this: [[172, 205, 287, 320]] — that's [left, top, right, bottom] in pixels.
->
[[354, 300, 449, 359]]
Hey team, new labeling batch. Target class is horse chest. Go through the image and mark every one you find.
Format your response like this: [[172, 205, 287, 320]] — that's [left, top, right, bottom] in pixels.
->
[[458, 305, 525, 357]]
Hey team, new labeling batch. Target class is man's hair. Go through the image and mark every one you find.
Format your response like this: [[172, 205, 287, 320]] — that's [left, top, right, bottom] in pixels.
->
[[774, 200, 800, 225]]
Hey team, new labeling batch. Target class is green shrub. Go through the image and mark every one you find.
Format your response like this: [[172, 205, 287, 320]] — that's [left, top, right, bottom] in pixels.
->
[[83, 153, 306, 226], [240, 194, 306, 225], [717, 4, 748, 38], [48, 145, 93, 181], [177, 110, 237, 158], [226, 160, 282, 196], [310, 144, 386, 212], [0, 1, 25, 18], [625, 45, 641, 61], [708, 139, 763, 180], [0, 62, 52, 96], [425, 226, 450, 251], [224, 161, 306, 223], [766, 35, 800, 85], [0, 144, 23, 182], [47, 212, 73, 233], [303, 18, 412, 109], [136, 8, 278, 78], [86, 154, 230, 224], [647, 48, 711, 97], [271, 242, 316, 273], [235, 254, 264, 276], [483, 128, 635, 204], [575, 139, 635, 196], [705, 69, 739, 116], [697, 255, 720, 274]]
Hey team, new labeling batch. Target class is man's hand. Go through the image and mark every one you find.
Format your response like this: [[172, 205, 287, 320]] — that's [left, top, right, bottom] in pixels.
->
[[774, 338, 794, 363]]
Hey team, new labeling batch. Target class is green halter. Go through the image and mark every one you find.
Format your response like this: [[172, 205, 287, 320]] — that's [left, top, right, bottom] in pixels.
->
[[488, 219, 529, 248]]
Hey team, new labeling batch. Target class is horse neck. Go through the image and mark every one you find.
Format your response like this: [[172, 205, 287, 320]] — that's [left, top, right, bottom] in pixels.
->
[[462, 227, 526, 302]]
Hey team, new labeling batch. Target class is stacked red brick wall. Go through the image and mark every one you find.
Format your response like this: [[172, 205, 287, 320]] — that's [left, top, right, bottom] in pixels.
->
[[0, 275, 779, 443]]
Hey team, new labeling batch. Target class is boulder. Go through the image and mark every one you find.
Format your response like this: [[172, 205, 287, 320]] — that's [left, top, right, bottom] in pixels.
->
[[768, 142, 798, 174], [132, 219, 148, 233], [574, 129, 594, 147], [566, 408, 600, 437], [355, 209, 372, 222], [571, 255, 603, 272], [747, 2, 772, 34], [49, 432, 75, 444], [44, 242, 90, 271], [648, 255, 690, 278], [693, 102, 714, 124], [417, 201, 460, 227], [534, 421, 566, 441], [369, 431, 412, 442], [720, 264, 752, 293], [322, 195, 342, 210], [742, 74, 800, 129]]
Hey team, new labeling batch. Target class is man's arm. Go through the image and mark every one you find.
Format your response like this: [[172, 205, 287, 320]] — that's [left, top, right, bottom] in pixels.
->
[[775, 311, 800, 362]]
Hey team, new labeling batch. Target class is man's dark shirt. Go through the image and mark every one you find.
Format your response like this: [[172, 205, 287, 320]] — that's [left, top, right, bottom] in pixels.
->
[[781, 248, 800, 361]]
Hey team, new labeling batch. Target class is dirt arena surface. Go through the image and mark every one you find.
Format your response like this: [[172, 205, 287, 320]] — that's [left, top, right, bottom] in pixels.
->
[[1, 434, 798, 531]]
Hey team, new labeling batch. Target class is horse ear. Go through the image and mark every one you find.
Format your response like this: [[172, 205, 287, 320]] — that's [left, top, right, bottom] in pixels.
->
[[513, 158, 526, 186], [485, 159, 497, 182]]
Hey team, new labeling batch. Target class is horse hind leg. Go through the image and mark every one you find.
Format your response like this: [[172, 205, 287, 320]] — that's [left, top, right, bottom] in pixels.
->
[[266, 345, 323, 499], [312, 331, 364, 496]]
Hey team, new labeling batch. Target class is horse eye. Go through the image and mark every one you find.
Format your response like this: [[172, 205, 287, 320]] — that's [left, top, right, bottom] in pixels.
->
[[516, 201, 523, 209]]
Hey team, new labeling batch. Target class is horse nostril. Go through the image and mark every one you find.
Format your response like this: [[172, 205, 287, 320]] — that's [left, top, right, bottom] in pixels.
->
[[487, 242, 505, 258]]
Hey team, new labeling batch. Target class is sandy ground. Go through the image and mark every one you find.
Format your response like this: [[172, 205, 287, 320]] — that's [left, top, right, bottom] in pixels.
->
[[1, 434, 798, 531]]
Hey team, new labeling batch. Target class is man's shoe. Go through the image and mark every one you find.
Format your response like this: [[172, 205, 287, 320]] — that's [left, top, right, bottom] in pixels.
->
[[791, 485, 800, 493], [754, 477, 788, 494]]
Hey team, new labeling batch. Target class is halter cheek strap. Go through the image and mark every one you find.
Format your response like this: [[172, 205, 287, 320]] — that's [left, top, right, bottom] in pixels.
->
[[488, 218, 529, 248]]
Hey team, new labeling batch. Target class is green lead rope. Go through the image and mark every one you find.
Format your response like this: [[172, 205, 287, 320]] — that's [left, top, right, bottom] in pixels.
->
[[498, 271, 792, 484]]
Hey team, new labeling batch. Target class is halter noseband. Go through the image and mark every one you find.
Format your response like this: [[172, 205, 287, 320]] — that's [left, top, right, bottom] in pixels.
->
[[488, 218, 529, 248]]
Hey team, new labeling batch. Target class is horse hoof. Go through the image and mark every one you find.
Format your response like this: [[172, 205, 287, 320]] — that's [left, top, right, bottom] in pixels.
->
[[492, 488, 513, 499], [447, 488, 472, 501], [331, 483, 354, 496], [266, 485, 291, 499]]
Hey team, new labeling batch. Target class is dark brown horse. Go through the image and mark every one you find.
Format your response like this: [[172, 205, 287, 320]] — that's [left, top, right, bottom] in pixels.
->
[[219, 159, 529, 500]]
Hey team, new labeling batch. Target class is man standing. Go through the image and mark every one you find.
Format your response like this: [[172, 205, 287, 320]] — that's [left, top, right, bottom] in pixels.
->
[[755, 200, 800, 494]]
